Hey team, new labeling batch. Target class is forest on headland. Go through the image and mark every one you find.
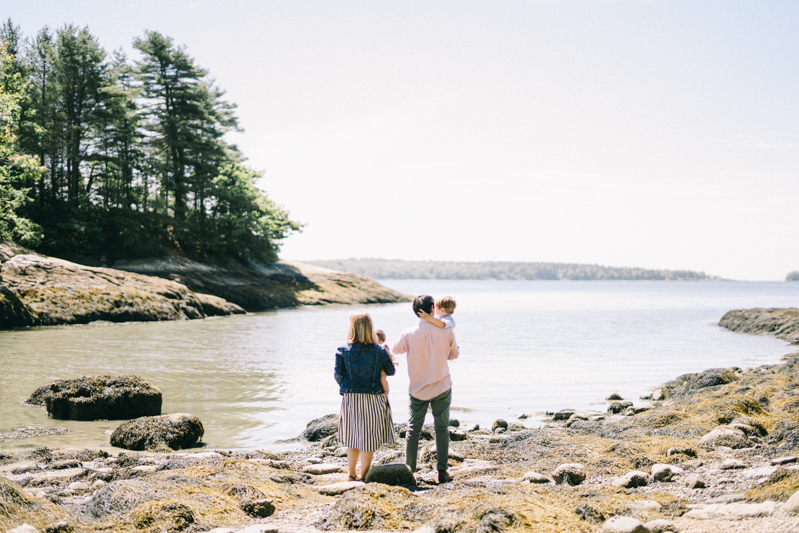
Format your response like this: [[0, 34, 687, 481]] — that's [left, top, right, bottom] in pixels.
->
[[0, 20, 300, 266], [307, 259, 722, 281]]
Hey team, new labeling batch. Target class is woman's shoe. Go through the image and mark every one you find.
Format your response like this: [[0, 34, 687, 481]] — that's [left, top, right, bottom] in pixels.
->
[[438, 469, 452, 483]]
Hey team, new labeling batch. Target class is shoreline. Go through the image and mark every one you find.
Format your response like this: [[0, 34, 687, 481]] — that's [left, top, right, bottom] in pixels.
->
[[4, 318, 799, 532]]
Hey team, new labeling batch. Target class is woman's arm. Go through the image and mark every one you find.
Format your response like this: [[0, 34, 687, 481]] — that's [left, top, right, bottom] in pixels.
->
[[334, 349, 346, 385], [379, 346, 396, 377]]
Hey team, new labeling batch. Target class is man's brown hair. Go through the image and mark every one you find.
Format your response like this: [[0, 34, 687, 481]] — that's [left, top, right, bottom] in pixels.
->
[[436, 296, 456, 314]]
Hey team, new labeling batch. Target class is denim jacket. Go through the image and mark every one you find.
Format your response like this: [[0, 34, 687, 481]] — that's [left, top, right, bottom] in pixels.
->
[[334, 343, 395, 395]]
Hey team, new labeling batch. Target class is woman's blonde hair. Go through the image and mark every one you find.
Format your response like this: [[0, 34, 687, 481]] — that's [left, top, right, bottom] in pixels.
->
[[348, 313, 377, 345]]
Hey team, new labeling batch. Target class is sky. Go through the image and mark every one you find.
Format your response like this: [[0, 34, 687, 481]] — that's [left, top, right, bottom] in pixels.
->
[[5, 1, 799, 280]]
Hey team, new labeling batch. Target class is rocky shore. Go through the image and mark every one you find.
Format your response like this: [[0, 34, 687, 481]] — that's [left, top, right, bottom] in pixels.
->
[[4, 348, 799, 533], [719, 308, 799, 345], [0, 242, 409, 330]]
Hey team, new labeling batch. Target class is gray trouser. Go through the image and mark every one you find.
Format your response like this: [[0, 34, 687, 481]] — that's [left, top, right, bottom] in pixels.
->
[[405, 388, 451, 472]]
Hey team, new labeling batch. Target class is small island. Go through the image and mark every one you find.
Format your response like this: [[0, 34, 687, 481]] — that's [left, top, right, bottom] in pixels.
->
[[306, 259, 721, 281]]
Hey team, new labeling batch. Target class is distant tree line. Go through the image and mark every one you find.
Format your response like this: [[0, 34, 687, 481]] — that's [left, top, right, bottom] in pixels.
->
[[0, 20, 300, 264], [787, 271, 799, 282], [308, 259, 720, 281]]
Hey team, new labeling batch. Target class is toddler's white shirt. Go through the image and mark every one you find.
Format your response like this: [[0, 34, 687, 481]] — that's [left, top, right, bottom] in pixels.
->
[[440, 316, 455, 329]]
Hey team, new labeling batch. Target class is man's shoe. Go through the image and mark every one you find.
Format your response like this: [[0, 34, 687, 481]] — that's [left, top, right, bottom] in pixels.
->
[[438, 470, 452, 484]]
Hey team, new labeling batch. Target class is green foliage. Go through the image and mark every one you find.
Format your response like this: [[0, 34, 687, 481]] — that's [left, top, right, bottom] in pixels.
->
[[306, 259, 719, 281], [0, 37, 44, 247], [0, 21, 300, 263]]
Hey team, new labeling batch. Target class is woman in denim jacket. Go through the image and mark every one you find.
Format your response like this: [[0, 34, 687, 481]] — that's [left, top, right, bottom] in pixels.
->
[[335, 312, 396, 481]]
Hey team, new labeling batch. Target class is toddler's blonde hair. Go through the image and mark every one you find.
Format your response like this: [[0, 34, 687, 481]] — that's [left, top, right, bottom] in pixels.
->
[[436, 296, 456, 314]]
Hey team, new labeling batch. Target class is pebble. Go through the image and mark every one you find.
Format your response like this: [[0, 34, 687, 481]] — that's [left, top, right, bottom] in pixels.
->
[[683, 501, 778, 520], [721, 458, 746, 470], [8, 525, 39, 533], [602, 515, 648, 533], [612, 470, 648, 488], [522, 471, 550, 483], [315, 481, 365, 495], [683, 474, 705, 489], [552, 463, 586, 486], [785, 490, 799, 514], [650, 464, 675, 482], [643, 518, 678, 533], [302, 463, 343, 475]]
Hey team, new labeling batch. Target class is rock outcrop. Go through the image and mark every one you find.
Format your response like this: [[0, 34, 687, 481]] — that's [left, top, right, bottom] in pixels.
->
[[113, 255, 411, 311], [27, 376, 162, 421], [110, 414, 204, 451], [719, 308, 799, 345], [0, 242, 244, 329]]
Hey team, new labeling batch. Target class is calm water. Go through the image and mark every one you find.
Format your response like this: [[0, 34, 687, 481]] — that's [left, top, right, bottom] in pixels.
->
[[1, 280, 797, 452]]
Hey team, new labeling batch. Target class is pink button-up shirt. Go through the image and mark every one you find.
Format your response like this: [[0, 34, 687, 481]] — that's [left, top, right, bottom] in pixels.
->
[[392, 319, 459, 401]]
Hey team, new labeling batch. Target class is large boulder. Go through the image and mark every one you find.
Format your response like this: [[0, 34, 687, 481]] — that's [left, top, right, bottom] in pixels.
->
[[28, 376, 162, 421], [110, 414, 204, 451]]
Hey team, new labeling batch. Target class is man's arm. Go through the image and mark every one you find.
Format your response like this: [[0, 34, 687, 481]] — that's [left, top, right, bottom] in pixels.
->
[[392, 332, 408, 355], [447, 332, 459, 361]]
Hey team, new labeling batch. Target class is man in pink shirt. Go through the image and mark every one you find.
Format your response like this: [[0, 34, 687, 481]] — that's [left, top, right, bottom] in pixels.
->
[[392, 295, 459, 483]]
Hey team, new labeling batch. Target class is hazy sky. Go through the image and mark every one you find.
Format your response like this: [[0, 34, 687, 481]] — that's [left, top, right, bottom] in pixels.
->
[[6, 1, 799, 280]]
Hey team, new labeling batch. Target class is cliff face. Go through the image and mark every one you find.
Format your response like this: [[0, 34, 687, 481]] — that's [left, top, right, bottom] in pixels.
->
[[112, 256, 411, 311], [0, 242, 410, 330], [719, 308, 799, 345], [0, 243, 245, 329]]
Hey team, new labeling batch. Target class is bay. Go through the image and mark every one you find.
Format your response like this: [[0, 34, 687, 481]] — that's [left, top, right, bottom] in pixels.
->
[[0, 280, 797, 452]]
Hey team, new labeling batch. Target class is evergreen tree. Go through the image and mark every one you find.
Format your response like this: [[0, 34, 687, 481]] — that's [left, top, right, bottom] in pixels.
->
[[0, 42, 43, 246], [53, 25, 110, 206]]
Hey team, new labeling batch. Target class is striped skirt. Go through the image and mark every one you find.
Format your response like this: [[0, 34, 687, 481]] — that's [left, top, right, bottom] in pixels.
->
[[338, 393, 396, 451]]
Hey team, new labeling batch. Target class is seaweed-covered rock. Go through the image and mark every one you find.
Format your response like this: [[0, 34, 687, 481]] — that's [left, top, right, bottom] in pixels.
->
[[131, 501, 195, 532], [110, 414, 204, 451], [302, 414, 338, 441], [82, 480, 168, 519], [719, 308, 799, 345], [363, 464, 416, 486], [317, 484, 415, 530], [607, 401, 633, 414], [241, 499, 276, 518], [0, 477, 42, 517], [660, 368, 740, 400], [698, 426, 750, 450], [28, 376, 162, 421]]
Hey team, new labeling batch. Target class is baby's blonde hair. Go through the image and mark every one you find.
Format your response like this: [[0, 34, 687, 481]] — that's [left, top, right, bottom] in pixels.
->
[[436, 296, 456, 314], [348, 313, 377, 345], [375, 329, 386, 343]]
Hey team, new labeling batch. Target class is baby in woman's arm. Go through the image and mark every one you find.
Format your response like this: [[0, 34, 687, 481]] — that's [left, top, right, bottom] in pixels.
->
[[376, 329, 398, 397]]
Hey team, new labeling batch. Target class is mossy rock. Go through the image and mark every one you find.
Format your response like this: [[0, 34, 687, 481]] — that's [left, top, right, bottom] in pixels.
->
[[131, 500, 195, 532], [110, 414, 204, 451], [28, 376, 162, 421]]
